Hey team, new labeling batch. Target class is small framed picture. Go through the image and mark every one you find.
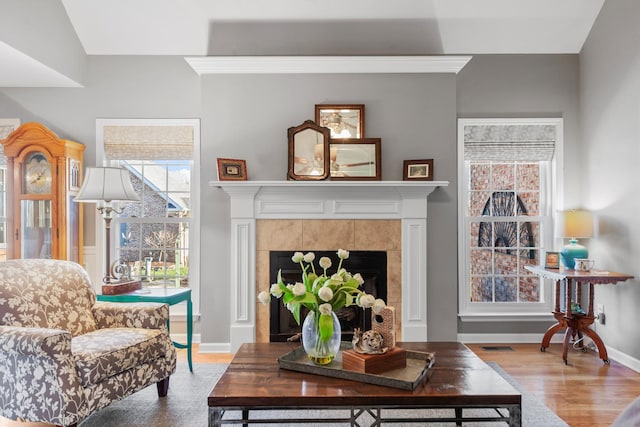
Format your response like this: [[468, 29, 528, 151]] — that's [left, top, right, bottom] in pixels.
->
[[545, 251, 560, 269], [403, 159, 434, 181], [315, 104, 364, 139], [217, 158, 247, 181]]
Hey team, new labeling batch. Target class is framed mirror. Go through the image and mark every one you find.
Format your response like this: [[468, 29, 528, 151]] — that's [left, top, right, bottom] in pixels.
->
[[315, 104, 364, 139], [330, 138, 381, 180], [287, 120, 330, 180]]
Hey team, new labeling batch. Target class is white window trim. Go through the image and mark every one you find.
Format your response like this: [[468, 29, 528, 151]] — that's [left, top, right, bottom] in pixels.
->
[[457, 118, 564, 321], [96, 118, 201, 318]]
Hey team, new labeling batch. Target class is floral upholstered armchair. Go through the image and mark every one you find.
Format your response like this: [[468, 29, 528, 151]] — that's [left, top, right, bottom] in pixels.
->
[[0, 259, 176, 427]]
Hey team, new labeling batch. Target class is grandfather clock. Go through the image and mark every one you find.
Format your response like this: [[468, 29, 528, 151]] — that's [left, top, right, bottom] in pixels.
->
[[1, 122, 85, 263]]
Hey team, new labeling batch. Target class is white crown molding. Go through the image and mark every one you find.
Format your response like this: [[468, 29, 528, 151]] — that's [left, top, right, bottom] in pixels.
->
[[185, 56, 472, 75]]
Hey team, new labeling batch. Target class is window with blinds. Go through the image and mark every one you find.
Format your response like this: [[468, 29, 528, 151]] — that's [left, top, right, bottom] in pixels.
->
[[98, 119, 199, 292], [458, 118, 562, 319]]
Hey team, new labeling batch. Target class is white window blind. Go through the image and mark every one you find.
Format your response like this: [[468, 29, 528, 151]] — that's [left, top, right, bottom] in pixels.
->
[[103, 125, 194, 160], [463, 124, 556, 162]]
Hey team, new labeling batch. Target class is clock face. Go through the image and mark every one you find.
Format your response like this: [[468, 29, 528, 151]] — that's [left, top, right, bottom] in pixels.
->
[[24, 152, 52, 194]]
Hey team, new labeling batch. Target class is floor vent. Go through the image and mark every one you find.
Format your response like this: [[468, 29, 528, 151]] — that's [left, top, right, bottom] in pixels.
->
[[481, 346, 514, 351]]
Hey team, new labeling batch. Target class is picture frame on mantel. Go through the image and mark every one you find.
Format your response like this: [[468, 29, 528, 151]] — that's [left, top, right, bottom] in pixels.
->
[[217, 158, 248, 181], [330, 138, 381, 181], [403, 159, 434, 181], [315, 104, 365, 139], [288, 120, 331, 181]]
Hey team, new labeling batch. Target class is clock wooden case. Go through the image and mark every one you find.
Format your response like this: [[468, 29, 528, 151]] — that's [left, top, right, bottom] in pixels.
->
[[1, 122, 85, 263]]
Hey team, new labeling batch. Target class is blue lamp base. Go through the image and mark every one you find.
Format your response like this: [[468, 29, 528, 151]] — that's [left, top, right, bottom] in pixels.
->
[[560, 238, 588, 270]]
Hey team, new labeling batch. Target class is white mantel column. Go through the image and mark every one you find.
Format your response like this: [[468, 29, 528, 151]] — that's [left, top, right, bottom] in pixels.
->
[[225, 185, 259, 352], [398, 187, 430, 342]]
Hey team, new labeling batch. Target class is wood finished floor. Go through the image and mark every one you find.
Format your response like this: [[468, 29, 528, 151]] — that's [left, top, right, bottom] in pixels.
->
[[178, 343, 640, 427]]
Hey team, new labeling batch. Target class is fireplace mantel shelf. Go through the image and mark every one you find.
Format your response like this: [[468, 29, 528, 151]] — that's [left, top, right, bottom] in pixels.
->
[[213, 180, 448, 193], [213, 180, 448, 187]]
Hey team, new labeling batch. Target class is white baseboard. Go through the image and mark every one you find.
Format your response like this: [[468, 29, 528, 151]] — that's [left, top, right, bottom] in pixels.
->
[[457, 333, 564, 344], [198, 342, 232, 354], [169, 333, 201, 344], [605, 345, 640, 372]]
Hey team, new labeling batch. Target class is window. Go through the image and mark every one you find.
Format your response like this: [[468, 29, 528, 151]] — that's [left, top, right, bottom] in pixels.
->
[[113, 160, 191, 288], [458, 118, 562, 321], [97, 119, 200, 314], [0, 120, 20, 261], [0, 167, 6, 261]]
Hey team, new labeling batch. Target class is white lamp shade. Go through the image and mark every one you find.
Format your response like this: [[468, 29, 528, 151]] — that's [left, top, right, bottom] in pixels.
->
[[556, 209, 594, 238], [74, 167, 140, 203]]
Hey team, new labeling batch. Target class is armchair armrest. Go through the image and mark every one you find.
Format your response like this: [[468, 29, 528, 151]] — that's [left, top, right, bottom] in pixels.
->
[[0, 326, 85, 425], [0, 325, 72, 358], [92, 301, 170, 330]]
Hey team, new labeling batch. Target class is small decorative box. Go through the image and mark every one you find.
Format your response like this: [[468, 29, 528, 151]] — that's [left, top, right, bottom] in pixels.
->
[[342, 346, 407, 374], [101, 280, 142, 295]]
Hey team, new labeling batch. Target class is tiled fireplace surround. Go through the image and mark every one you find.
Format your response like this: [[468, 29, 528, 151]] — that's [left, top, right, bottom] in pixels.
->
[[216, 181, 446, 352]]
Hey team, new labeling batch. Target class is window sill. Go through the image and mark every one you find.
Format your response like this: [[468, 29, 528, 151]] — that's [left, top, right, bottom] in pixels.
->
[[458, 312, 555, 322]]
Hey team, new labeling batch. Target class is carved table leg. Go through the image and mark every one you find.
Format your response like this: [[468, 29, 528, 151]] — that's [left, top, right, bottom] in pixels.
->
[[583, 327, 610, 364], [562, 326, 573, 364], [541, 320, 565, 352]]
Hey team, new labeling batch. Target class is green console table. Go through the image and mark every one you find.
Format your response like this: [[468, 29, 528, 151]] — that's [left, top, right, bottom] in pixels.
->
[[97, 287, 193, 372]]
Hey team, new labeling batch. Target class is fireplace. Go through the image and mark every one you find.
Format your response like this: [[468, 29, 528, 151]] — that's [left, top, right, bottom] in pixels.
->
[[215, 181, 446, 352], [269, 250, 387, 342]]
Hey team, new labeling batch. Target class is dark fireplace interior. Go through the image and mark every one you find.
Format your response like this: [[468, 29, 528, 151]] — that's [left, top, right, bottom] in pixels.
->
[[269, 250, 387, 342]]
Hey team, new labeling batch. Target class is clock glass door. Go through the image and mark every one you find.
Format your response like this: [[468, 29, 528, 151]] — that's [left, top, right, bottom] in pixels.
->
[[23, 152, 52, 195], [20, 200, 52, 258]]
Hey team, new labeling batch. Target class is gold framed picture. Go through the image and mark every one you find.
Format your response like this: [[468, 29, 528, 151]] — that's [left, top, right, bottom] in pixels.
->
[[315, 104, 364, 139], [329, 138, 381, 180], [217, 158, 247, 181]]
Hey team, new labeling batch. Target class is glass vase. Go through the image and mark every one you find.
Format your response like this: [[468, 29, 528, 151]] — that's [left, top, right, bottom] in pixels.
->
[[301, 310, 341, 365]]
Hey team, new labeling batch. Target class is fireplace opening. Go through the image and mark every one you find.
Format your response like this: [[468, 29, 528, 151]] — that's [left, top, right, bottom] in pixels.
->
[[269, 250, 387, 342]]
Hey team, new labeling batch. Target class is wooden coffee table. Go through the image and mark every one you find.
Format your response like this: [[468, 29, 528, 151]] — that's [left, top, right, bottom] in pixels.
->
[[208, 342, 521, 426]]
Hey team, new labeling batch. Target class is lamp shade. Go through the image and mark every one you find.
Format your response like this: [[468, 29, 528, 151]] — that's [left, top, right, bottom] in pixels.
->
[[556, 209, 594, 269], [556, 209, 594, 239], [74, 167, 140, 203]]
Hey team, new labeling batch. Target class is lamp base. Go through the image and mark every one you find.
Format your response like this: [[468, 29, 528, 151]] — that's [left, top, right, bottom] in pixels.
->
[[560, 238, 588, 270]]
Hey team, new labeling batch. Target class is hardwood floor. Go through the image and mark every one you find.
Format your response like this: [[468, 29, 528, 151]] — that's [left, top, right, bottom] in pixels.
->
[[178, 343, 640, 427]]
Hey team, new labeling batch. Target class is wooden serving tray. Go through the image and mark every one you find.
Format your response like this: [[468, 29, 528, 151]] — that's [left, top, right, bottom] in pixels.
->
[[277, 342, 435, 391]]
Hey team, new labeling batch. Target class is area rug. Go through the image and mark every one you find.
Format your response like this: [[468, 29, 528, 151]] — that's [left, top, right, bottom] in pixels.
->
[[79, 361, 567, 427]]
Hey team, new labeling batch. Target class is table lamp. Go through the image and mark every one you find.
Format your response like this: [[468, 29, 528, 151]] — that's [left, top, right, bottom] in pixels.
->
[[557, 209, 594, 270], [75, 167, 140, 283]]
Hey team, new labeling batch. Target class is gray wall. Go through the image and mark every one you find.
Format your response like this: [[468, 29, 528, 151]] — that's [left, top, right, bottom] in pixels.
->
[[11, 8, 640, 354], [579, 0, 640, 359], [200, 73, 459, 342], [1, 54, 582, 346], [456, 54, 581, 335]]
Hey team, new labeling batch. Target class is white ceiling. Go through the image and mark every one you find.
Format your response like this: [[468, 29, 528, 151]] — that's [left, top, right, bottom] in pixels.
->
[[2, 0, 606, 87]]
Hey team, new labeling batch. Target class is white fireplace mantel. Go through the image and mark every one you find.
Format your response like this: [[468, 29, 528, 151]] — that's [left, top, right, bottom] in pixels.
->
[[212, 180, 448, 352]]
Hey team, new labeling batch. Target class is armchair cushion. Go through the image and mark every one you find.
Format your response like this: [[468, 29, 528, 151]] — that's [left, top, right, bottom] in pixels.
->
[[72, 327, 170, 387]]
